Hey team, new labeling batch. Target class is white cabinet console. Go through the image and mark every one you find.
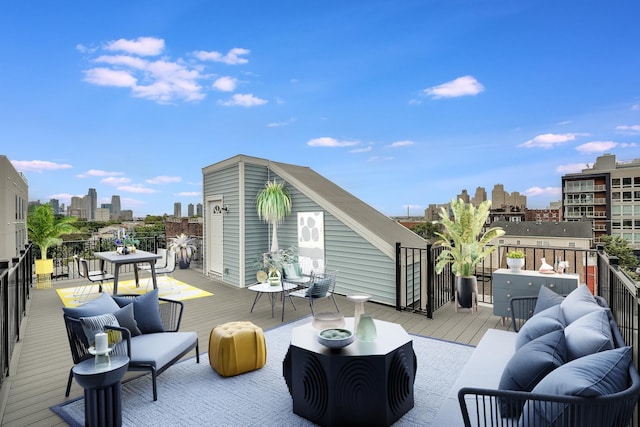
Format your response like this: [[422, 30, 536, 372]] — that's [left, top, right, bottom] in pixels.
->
[[492, 268, 580, 322]]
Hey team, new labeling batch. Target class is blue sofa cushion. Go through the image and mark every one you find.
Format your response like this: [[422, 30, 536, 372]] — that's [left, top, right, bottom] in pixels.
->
[[129, 331, 198, 368], [62, 292, 120, 319], [564, 308, 614, 360], [534, 286, 565, 315], [520, 346, 632, 426], [499, 330, 567, 418], [112, 303, 142, 337], [516, 305, 565, 351], [560, 284, 603, 324], [113, 289, 164, 334]]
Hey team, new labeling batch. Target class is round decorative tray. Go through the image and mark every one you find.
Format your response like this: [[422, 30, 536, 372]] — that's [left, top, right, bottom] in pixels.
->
[[317, 328, 354, 349]]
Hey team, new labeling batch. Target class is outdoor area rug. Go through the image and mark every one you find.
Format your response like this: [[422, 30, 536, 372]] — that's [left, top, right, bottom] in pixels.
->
[[51, 317, 474, 426], [56, 278, 214, 307]]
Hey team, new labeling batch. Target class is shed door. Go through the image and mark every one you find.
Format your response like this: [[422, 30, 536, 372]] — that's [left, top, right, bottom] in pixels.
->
[[207, 200, 224, 276]]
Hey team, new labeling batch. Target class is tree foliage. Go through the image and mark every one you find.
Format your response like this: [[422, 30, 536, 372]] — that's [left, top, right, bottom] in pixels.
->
[[600, 235, 639, 275], [408, 222, 440, 240]]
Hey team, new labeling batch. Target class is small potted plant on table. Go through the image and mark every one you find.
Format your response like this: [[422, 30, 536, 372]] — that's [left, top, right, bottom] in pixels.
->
[[506, 250, 525, 272]]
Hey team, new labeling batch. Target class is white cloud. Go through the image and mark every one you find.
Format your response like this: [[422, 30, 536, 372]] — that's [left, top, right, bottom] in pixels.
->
[[76, 169, 125, 178], [146, 176, 182, 184], [176, 191, 201, 197], [95, 55, 147, 69], [11, 160, 72, 173], [631, 104, 640, 111], [117, 184, 158, 194], [104, 36, 165, 56], [615, 125, 640, 135], [350, 146, 373, 153], [389, 140, 415, 148], [367, 156, 394, 162], [219, 93, 267, 107], [193, 48, 250, 65], [556, 163, 588, 174], [408, 99, 422, 105], [524, 186, 562, 197], [267, 118, 296, 128], [576, 141, 638, 153], [307, 137, 360, 147], [212, 76, 237, 92], [83, 68, 137, 87], [518, 133, 586, 149], [101, 177, 131, 185], [422, 75, 484, 99]]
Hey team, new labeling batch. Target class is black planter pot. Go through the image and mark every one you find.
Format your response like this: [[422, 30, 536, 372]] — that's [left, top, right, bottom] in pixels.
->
[[178, 259, 190, 269], [455, 276, 477, 310]]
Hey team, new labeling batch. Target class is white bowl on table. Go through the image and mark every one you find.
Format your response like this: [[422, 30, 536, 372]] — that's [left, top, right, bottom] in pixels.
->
[[317, 328, 354, 349]]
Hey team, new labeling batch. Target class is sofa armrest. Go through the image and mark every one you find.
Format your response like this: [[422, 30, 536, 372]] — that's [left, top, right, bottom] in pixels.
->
[[105, 324, 132, 357], [158, 297, 184, 332]]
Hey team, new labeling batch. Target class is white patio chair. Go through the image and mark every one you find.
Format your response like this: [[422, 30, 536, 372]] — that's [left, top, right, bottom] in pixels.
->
[[144, 249, 177, 291], [72, 257, 115, 303]]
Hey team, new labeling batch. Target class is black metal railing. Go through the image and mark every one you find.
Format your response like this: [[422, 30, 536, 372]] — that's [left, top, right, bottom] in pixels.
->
[[0, 243, 33, 387]]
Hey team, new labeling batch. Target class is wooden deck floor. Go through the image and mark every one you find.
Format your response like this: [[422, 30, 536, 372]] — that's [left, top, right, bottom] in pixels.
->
[[0, 268, 511, 426]]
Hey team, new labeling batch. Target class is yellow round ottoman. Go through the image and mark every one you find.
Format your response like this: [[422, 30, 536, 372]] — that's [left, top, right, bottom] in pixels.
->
[[208, 321, 267, 377]]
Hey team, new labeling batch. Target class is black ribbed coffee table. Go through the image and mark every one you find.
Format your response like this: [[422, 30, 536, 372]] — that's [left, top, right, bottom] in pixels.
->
[[283, 318, 416, 427]]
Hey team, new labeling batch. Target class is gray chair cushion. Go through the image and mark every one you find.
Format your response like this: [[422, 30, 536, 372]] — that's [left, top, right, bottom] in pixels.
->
[[515, 304, 565, 351], [62, 292, 120, 319], [305, 277, 331, 298], [560, 284, 602, 324], [113, 289, 164, 334], [522, 346, 632, 426], [564, 308, 614, 360], [129, 332, 198, 368], [534, 286, 565, 315]]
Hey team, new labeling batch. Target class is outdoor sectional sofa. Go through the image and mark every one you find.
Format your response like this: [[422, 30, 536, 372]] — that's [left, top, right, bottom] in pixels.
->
[[432, 284, 640, 427], [63, 289, 200, 401]]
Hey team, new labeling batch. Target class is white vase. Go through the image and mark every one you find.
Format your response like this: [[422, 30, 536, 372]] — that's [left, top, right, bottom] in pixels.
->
[[507, 258, 525, 272]]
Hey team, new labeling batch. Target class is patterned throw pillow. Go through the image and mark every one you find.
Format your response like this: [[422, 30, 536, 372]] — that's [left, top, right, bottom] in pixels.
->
[[79, 313, 121, 347]]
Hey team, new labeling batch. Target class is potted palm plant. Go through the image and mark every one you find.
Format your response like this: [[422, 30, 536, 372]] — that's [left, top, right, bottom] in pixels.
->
[[434, 199, 505, 310], [168, 233, 197, 269], [256, 180, 292, 253], [27, 204, 78, 287]]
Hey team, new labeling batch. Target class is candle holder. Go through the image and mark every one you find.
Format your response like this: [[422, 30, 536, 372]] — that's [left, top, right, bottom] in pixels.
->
[[89, 346, 113, 370], [347, 294, 371, 333]]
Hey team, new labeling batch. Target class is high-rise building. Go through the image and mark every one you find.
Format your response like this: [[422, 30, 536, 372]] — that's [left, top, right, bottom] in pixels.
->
[[188, 203, 194, 217], [174, 202, 182, 217], [562, 153, 640, 248], [69, 196, 85, 219], [0, 155, 29, 260], [88, 188, 97, 220], [111, 195, 121, 217], [49, 198, 60, 215], [196, 203, 203, 216]]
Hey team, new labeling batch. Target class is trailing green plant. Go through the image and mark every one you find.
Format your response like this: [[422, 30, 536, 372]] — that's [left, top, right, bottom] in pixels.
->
[[256, 180, 292, 252], [434, 199, 505, 277], [506, 250, 525, 259], [27, 204, 78, 260]]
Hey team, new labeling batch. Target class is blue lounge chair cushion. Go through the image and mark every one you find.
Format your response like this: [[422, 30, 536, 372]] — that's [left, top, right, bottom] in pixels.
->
[[62, 292, 120, 319], [564, 308, 614, 360], [113, 289, 164, 334]]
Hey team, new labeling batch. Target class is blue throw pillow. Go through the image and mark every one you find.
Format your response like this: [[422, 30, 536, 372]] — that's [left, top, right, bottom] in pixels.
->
[[62, 292, 120, 319], [533, 286, 565, 315], [520, 346, 632, 427], [564, 308, 614, 360], [499, 330, 567, 418], [112, 289, 164, 334], [305, 277, 331, 298], [112, 303, 142, 337], [560, 284, 601, 324], [516, 304, 565, 351]]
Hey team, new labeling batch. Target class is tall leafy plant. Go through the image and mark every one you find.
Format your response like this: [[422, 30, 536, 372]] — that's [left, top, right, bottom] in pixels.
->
[[256, 180, 292, 252], [27, 204, 78, 260], [434, 198, 505, 277]]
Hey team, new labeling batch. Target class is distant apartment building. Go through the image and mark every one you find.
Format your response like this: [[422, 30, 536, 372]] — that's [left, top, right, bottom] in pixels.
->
[[174, 202, 182, 217], [188, 203, 194, 217], [0, 155, 29, 261], [525, 202, 562, 223], [49, 198, 60, 215], [196, 203, 203, 216], [119, 210, 134, 221], [88, 188, 97, 220], [70, 196, 86, 219], [562, 153, 640, 249], [111, 195, 121, 218], [94, 208, 111, 222]]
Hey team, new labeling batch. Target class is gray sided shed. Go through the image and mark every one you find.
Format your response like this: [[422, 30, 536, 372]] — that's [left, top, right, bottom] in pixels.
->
[[201, 154, 427, 307]]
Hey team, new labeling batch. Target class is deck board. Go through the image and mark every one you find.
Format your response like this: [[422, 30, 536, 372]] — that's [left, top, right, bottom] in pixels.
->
[[0, 268, 511, 426]]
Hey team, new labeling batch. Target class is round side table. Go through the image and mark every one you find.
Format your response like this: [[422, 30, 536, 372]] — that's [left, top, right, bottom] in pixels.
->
[[72, 355, 129, 427]]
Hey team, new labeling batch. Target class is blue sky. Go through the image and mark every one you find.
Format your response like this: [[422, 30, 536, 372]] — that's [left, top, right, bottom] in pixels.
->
[[2, 1, 639, 217]]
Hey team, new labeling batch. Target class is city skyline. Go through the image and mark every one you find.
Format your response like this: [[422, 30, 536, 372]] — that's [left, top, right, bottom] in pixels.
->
[[2, 2, 639, 217]]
